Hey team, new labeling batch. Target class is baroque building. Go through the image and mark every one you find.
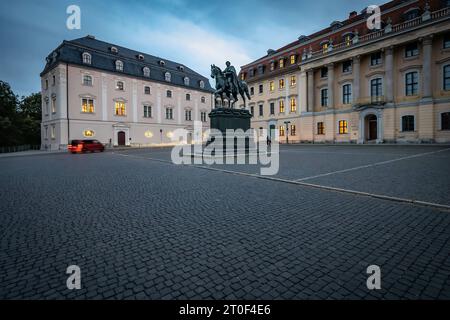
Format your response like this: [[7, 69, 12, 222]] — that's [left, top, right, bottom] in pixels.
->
[[239, 0, 450, 143], [41, 36, 213, 150]]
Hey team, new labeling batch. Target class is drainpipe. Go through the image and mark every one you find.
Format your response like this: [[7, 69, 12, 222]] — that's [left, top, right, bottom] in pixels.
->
[[66, 63, 70, 145]]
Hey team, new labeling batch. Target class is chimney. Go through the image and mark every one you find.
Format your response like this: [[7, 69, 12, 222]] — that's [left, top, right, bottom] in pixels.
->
[[349, 11, 357, 19]]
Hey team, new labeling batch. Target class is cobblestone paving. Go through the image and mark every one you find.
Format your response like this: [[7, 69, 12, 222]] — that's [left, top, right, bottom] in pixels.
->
[[0, 147, 449, 299]]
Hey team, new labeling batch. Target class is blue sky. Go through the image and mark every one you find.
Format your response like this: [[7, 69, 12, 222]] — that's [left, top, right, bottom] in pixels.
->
[[0, 0, 379, 97]]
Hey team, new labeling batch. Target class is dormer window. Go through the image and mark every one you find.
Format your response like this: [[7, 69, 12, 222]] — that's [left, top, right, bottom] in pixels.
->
[[115, 60, 124, 72], [110, 46, 118, 53], [137, 54, 144, 60], [241, 73, 246, 80], [165, 72, 171, 82], [178, 66, 185, 71], [184, 77, 190, 86], [199, 80, 205, 89], [270, 61, 275, 71], [403, 7, 420, 21], [257, 65, 265, 75], [343, 32, 354, 46], [279, 58, 285, 69], [320, 40, 330, 54], [159, 60, 166, 66], [82, 52, 92, 65], [290, 54, 296, 65], [143, 67, 150, 77], [330, 21, 343, 31], [249, 68, 255, 77]]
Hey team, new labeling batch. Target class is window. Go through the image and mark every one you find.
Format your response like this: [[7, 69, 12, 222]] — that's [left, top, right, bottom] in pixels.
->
[[184, 77, 190, 86], [441, 112, 450, 130], [185, 109, 192, 121], [52, 75, 56, 86], [322, 42, 329, 54], [290, 124, 296, 136], [115, 60, 123, 71], [270, 81, 275, 92], [51, 125, 56, 139], [321, 89, 328, 107], [201, 111, 207, 122], [405, 72, 419, 96], [344, 34, 353, 46], [81, 98, 94, 113], [165, 72, 171, 82], [116, 81, 124, 91], [83, 130, 95, 137], [290, 98, 297, 112], [444, 65, 450, 91], [279, 100, 285, 113], [279, 126, 285, 137], [290, 75, 296, 87], [250, 106, 254, 115], [259, 104, 263, 117], [166, 108, 173, 120], [137, 54, 144, 61], [186, 93, 191, 101], [405, 43, 419, 58], [201, 96, 206, 103], [342, 61, 352, 73], [110, 46, 118, 53], [115, 102, 126, 116], [404, 8, 420, 21], [250, 87, 254, 95], [343, 84, 352, 104], [44, 126, 48, 139], [143, 67, 150, 77], [166, 90, 172, 98], [279, 79, 285, 89], [371, 52, 382, 66], [199, 80, 205, 89], [402, 115, 415, 132], [270, 61, 275, 71], [290, 55, 296, 65], [82, 52, 91, 65], [321, 67, 328, 78], [51, 97, 56, 113], [83, 75, 92, 86], [279, 59, 284, 68], [259, 84, 263, 94], [45, 79, 48, 90], [317, 122, 325, 135], [144, 105, 152, 118], [444, 34, 450, 49], [45, 100, 49, 115], [144, 86, 151, 95], [371, 78, 383, 101], [339, 120, 348, 134], [270, 103, 275, 115]]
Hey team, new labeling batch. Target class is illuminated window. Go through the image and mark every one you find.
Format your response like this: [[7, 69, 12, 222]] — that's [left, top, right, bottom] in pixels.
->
[[144, 105, 152, 118], [405, 72, 419, 96], [279, 78, 285, 89], [279, 100, 285, 113], [279, 126, 285, 137], [290, 98, 297, 112], [241, 73, 245, 80], [51, 97, 56, 113], [81, 98, 94, 113], [82, 52, 91, 65], [317, 122, 325, 135], [115, 60, 123, 72], [290, 75, 296, 87], [343, 84, 352, 104], [345, 35, 352, 46], [339, 120, 348, 134], [322, 42, 329, 54], [144, 86, 151, 95], [290, 55, 296, 65], [279, 59, 284, 68], [290, 124, 296, 136], [270, 81, 275, 92], [402, 115, 415, 132], [185, 109, 192, 121], [270, 62, 275, 71], [321, 89, 328, 107], [83, 75, 92, 86], [116, 81, 124, 91], [115, 101, 126, 116], [166, 108, 173, 120], [83, 130, 95, 137]]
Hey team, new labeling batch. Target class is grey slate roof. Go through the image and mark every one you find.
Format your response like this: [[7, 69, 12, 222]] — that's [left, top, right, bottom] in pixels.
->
[[41, 36, 214, 93]]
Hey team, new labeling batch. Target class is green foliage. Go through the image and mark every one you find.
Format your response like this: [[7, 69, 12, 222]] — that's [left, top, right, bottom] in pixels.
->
[[0, 80, 42, 146]]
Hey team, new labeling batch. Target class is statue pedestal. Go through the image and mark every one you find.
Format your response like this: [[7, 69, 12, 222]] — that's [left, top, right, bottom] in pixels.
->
[[207, 107, 253, 153]]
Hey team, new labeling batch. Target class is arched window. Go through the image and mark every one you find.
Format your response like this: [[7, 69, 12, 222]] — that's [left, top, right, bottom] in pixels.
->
[[82, 75, 92, 86], [82, 52, 91, 65], [165, 72, 171, 82], [201, 96, 206, 103], [199, 80, 205, 89], [184, 77, 190, 86], [116, 60, 124, 72], [143, 67, 150, 77]]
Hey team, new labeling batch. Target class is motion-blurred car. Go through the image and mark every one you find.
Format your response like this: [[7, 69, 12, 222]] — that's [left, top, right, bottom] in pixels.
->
[[68, 140, 105, 154]]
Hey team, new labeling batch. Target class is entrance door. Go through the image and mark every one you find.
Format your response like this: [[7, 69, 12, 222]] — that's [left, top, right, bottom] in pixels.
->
[[118, 131, 126, 146], [366, 114, 377, 141]]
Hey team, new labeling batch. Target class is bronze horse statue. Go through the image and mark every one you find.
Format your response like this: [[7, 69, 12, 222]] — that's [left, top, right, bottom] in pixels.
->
[[210, 64, 251, 109]]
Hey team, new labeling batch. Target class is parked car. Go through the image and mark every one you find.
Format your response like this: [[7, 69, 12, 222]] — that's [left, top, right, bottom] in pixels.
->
[[68, 140, 105, 153]]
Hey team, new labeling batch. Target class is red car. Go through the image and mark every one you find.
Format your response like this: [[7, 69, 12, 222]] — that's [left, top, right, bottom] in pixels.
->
[[68, 140, 105, 153]]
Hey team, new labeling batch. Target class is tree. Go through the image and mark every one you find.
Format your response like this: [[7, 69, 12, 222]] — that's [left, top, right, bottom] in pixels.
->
[[0, 81, 21, 146]]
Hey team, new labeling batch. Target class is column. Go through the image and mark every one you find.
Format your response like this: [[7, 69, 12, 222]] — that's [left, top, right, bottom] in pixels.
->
[[327, 63, 334, 108], [307, 69, 314, 112], [352, 56, 360, 104], [422, 36, 433, 99], [132, 80, 138, 123], [299, 71, 307, 114], [385, 46, 394, 103], [157, 84, 162, 124], [101, 73, 108, 121]]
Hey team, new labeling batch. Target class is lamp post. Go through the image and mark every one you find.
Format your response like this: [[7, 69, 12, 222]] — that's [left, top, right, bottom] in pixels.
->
[[284, 121, 290, 145]]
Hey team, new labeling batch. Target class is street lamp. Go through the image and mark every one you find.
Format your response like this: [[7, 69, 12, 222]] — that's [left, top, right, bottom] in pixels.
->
[[284, 121, 290, 145]]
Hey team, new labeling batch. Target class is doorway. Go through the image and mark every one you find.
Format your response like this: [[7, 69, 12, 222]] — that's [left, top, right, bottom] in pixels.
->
[[365, 114, 377, 142], [118, 131, 126, 146]]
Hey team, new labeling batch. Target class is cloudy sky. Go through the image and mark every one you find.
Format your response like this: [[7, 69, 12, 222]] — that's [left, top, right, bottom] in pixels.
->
[[0, 0, 378, 97]]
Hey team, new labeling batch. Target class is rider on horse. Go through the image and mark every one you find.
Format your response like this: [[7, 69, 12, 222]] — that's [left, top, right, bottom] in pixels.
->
[[223, 61, 240, 94]]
